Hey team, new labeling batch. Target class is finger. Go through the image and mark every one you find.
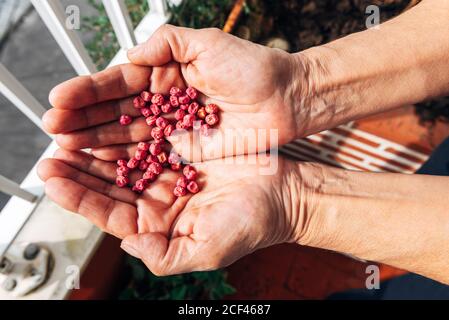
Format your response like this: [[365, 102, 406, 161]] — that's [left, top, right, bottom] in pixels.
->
[[55, 117, 152, 150], [42, 97, 141, 134], [121, 232, 216, 276], [53, 149, 180, 210], [52, 148, 143, 184], [49, 64, 152, 110], [128, 24, 211, 66], [92, 143, 138, 161], [45, 177, 138, 238], [38, 158, 137, 204]]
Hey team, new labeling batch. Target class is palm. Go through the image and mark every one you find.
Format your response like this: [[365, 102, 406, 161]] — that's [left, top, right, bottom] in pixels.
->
[[38, 150, 293, 274]]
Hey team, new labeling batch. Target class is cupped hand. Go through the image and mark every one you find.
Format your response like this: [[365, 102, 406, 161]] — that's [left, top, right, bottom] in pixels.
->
[[44, 25, 308, 162], [38, 150, 301, 275]]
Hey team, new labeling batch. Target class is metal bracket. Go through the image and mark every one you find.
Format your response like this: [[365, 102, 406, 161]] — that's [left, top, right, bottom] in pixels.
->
[[0, 243, 53, 297]]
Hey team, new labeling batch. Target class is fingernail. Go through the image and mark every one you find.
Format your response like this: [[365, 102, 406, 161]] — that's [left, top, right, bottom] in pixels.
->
[[121, 241, 141, 259]]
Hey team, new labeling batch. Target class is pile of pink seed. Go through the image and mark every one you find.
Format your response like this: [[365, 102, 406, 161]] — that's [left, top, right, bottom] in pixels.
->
[[116, 86, 220, 196]]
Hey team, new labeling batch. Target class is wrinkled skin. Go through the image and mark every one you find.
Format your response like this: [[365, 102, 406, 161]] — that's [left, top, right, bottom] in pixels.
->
[[43, 25, 307, 162], [38, 150, 298, 275], [39, 25, 309, 275]]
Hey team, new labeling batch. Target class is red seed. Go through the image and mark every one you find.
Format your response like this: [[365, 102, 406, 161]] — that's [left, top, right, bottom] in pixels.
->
[[179, 95, 190, 105], [149, 142, 162, 156], [174, 109, 186, 121], [188, 102, 199, 115], [117, 159, 127, 167], [133, 96, 146, 109], [127, 157, 140, 169], [183, 165, 197, 180], [140, 107, 152, 118], [200, 123, 210, 136], [187, 181, 200, 194], [173, 186, 187, 197], [183, 114, 196, 128], [168, 152, 181, 165], [119, 114, 132, 126], [117, 166, 130, 177], [169, 87, 182, 97], [186, 87, 198, 100], [135, 149, 148, 161], [150, 104, 161, 116], [146, 115, 158, 126], [205, 104, 219, 114], [140, 91, 153, 102], [146, 154, 158, 163], [137, 142, 150, 151], [171, 163, 182, 171], [148, 162, 163, 175], [205, 114, 219, 126], [151, 127, 164, 140], [134, 179, 149, 192], [197, 107, 207, 119], [132, 186, 142, 193], [176, 176, 189, 188], [139, 161, 149, 171], [164, 124, 174, 137], [179, 104, 189, 111], [176, 121, 186, 130], [116, 176, 129, 188], [169, 95, 179, 107], [156, 117, 169, 129], [151, 93, 165, 106], [161, 103, 172, 113], [157, 151, 168, 164], [143, 170, 157, 181]]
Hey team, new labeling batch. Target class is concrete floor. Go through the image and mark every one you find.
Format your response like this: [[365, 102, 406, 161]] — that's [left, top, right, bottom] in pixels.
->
[[0, 2, 96, 209]]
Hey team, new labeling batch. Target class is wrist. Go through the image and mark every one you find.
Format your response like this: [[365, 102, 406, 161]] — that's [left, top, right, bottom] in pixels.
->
[[280, 160, 322, 246]]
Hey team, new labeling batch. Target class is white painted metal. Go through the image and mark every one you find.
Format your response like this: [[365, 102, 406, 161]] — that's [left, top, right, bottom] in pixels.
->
[[31, 0, 97, 75], [0, 63, 49, 133], [102, 0, 137, 49], [0, 141, 57, 259], [0, 175, 37, 203], [149, 0, 168, 17]]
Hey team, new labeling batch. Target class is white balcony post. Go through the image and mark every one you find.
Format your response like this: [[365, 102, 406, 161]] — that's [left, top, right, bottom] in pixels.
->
[[149, 0, 168, 17], [0, 175, 37, 203], [0, 64, 49, 134], [102, 0, 137, 50], [31, 0, 97, 75]]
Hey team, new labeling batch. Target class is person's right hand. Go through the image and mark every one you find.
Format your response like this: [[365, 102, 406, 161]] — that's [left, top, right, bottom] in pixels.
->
[[44, 25, 312, 162]]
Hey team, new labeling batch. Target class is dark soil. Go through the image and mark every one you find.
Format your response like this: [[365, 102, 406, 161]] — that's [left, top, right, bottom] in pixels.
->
[[236, 0, 448, 123]]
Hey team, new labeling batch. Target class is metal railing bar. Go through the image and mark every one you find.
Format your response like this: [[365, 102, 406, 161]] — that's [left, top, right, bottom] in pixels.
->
[[0, 63, 50, 135], [31, 0, 97, 75], [0, 175, 37, 203], [102, 0, 137, 50]]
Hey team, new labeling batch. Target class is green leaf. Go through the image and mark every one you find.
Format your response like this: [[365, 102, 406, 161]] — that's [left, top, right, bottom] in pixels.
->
[[170, 285, 188, 300]]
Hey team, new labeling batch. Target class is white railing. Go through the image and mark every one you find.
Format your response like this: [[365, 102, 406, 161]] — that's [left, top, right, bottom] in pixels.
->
[[0, 0, 171, 260]]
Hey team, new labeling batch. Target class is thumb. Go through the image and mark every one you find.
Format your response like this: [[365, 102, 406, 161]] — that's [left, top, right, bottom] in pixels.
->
[[127, 24, 203, 66], [121, 232, 205, 276]]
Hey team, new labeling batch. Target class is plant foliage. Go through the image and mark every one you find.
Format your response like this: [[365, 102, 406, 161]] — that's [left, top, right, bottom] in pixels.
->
[[119, 257, 235, 300]]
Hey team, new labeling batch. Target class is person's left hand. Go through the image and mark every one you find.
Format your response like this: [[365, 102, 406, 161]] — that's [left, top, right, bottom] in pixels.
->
[[38, 149, 303, 275]]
